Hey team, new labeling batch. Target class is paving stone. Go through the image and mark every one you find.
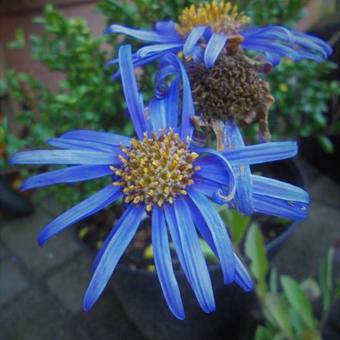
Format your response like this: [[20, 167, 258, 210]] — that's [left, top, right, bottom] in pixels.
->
[[296, 157, 321, 188], [0, 288, 72, 340], [310, 175, 340, 209], [0, 258, 29, 307], [78, 288, 143, 340], [0, 241, 9, 261], [0, 210, 82, 277], [32, 192, 64, 217], [273, 202, 340, 280], [46, 254, 92, 313]]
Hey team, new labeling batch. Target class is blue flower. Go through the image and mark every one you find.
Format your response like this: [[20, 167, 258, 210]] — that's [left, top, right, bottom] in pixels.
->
[[11, 45, 306, 319], [106, 1, 332, 71]]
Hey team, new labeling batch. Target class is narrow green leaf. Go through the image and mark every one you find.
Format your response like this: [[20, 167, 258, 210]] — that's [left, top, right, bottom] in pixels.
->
[[245, 224, 268, 296], [265, 293, 293, 338], [227, 209, 250, 245], [319, 247, 335, 312], [317, 135, 334, 154], [281, 276, 316, 329], [288, 307, 306, 338], [199, 239, 218, 263], [269, 268, 278, 293], [254, 325, 274, 340]]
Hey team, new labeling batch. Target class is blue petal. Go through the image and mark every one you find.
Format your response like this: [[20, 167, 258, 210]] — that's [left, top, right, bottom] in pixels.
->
[[21, 165, 112, 190], [137, 43, 183, 59], [253, 195, 308, 220], [223, 141, 298, 166], [188, 188, 235, 284], [10, 150, 119, 165], [242, 25, 293, 42], [242, 38, 301, 60], [252, 175, 309, 203], [194, 148, 236, 203], [166, 77, 179, 128], [38, 185, 122, 245], [119, 45, 149, 139], [152, 207, 185, 320], [159, 53, 194, 140], [84, 203, 144, 311], [292, 31, 332, 56], [204, 32, 228, 68], [183, 25, 207, 56], [223, 121, 253, 214], [60, 130, 131, 146], [47, 138, 120, 153], [149, 97, 167, 131], [105, 24, 180, 43], [164, 201, 215, 313], [111, 50, 174, 81], [234, 254, 253, 292]]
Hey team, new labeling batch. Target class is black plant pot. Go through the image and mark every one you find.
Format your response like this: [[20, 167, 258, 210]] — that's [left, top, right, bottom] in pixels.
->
[[0, 173, 34, 218], [112, 265, 256, 340], [111, 159, 306, 340], [300, 135, 340, 185]]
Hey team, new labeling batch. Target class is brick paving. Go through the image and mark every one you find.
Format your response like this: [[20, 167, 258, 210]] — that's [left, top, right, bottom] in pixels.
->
[[0, 158, 339, 340]]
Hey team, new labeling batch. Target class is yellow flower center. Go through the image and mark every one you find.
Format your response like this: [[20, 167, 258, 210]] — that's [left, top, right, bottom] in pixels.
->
[[111, 130, 199, 212], [177, 1, 250, 37]]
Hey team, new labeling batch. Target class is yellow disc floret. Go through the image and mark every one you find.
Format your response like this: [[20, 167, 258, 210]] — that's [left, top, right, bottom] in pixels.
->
[[177, 1, 250, 37], [111, 130, 199, 212]]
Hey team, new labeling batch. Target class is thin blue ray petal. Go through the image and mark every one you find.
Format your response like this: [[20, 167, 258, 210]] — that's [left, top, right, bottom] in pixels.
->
[[137, 43, 183, 59], [21, 165, 112, 190], [10, 150, 120, 165], [47, 138, 120, 153], [152, 207, 185, 320], [119, 45, 149, 139], [38, 185, 122, 245], [253, 194, 308, 220], [84, 204, 144, 311], [60, 130, 131, 146], [204, 32, 228, 68], [252, 175, 309, 203], [183, 25, 207, 56], [188, 188, 235, 284], [105, 24, 180, 43], [223, 141, 298, 166], [169, 199, 216, 313]]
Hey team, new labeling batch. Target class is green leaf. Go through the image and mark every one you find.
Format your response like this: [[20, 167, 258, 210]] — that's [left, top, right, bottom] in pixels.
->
[[199, 239, 218, 263], [254, 325, 275, 340], [7, 28, 26, 49], [317, 135, 334, 154], [319, 247, 335, 312], [269, 268, 278, 293], [281, 276, 316, 329], [220, 208, 250, 246], [288, 307, 306, 338], [245, 224, 268, 296], [265, 293, 293, 338]]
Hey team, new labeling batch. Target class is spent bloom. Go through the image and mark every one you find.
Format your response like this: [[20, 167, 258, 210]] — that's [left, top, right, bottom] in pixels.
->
[[106, 0, 332, 70], [11, 45, 308, 319]]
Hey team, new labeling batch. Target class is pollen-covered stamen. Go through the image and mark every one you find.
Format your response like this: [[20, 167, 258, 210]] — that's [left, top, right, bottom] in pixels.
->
[[177, 1, 250, 37], [111, 130, 199, 212]]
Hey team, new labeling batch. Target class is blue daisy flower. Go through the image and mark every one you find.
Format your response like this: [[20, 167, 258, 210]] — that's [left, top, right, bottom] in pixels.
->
[[105, 1, 332, 70], [11, 45, 305, 319]]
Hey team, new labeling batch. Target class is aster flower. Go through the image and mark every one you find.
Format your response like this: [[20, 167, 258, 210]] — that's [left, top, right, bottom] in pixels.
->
[[106, 0, 332, 70], [11, 45, 304, 319]]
